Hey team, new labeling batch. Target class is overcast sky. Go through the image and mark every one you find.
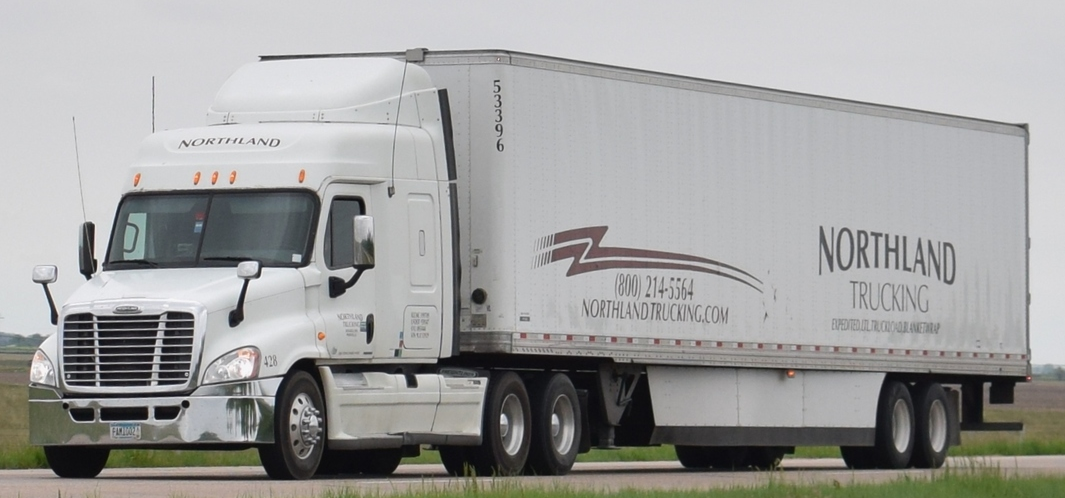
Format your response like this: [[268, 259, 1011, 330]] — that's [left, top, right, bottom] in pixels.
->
[[1, 1, 1062, 363]]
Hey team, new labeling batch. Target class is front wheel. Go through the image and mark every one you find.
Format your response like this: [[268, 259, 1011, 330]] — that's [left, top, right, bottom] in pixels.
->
[[259, 370, 325, 480], [44, 446, 110, 478]]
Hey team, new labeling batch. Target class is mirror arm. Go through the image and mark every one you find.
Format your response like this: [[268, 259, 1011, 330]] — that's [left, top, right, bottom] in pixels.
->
[[39, 283, 58, 326], [328, 267, 368, 298], [229, 279, 252, 327]]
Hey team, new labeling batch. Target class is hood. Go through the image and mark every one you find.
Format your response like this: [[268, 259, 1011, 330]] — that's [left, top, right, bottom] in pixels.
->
[[66, 268, 303, 313]]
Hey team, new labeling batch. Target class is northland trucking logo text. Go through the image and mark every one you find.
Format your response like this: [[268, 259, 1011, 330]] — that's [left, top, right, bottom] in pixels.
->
[[819, 226, 954, 333], [178, 137, 281, 149], [532, 226, 762, 325]]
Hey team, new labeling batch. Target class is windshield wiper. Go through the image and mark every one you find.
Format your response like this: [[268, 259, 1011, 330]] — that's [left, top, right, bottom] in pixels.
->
[[105, 259, 159, 269], [202, 256, 254, 264]]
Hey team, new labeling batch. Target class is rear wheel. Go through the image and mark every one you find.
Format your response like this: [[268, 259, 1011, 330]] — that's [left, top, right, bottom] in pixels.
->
[[872, 380, 915, 469], [259, 370, 325, 480], [526, 373, 581, 475], [910, 383, 952, 469], [470, 371, 531, 476], [439, 445, 473, 476], [44, 446, 110, 478], [840, 446, 877, 469]]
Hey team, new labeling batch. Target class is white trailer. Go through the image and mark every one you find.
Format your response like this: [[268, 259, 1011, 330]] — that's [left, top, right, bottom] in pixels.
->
[[29, 49, 1029, 479]]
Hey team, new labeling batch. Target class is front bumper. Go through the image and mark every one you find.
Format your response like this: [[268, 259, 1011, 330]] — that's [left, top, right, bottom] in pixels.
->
[[29, 378, 281, 447]]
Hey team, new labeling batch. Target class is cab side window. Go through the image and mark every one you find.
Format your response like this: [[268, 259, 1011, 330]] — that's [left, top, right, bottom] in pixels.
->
[[325, 198, 365, 269]]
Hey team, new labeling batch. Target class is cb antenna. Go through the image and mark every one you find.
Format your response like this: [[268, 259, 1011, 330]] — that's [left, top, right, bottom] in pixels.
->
[[71, 117, 88, 223], [388, 48, 427, 198]]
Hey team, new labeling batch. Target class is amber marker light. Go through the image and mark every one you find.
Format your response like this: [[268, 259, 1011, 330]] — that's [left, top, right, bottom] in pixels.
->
[[298, 169, 306, 183], [785, 369, 796, 379], [211, 171, 219, 185], [317, 332, 326, 341], [229, 170, 237, 184], [193, 172, 201, 185], [133, 173, 141, 187]]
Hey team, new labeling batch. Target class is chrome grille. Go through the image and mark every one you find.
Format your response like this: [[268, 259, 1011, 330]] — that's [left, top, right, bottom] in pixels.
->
[[62, 312, 195, 388]]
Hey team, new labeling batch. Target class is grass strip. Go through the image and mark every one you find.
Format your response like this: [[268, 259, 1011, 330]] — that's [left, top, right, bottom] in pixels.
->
[[308, 470, 1065, 498]]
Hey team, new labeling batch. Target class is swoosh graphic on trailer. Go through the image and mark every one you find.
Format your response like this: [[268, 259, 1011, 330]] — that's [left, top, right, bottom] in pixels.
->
[[532, 226, 763, 293]]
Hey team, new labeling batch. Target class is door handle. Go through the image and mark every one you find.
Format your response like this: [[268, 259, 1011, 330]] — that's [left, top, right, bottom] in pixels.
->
[[366, 314, 374, 344]]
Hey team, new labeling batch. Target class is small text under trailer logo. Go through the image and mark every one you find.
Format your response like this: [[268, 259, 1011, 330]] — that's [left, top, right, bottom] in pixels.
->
[[110, 422, 142, 441]]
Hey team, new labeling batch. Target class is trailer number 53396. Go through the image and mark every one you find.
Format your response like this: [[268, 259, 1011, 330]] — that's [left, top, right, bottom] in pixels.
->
[[492, 80, 505, 152]]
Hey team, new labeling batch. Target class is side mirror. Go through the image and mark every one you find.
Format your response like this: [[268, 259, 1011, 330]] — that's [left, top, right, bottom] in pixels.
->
[[329, 215, 375, 298], [32, 265, 59, 326], [32, 265, 58, 284], [353, 215, 375, 269], [78, 222, 97, 281], [237, 260, 263, 280], [229, 260, 262, 327]]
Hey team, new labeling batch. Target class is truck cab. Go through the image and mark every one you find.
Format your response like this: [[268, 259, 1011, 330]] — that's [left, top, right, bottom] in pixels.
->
[[29, 54, 484, 480]]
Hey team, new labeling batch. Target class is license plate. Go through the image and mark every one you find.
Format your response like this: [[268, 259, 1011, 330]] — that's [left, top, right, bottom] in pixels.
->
[[110, 422, 142, 441]]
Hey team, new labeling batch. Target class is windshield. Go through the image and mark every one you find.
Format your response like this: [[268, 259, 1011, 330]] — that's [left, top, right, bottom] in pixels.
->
[[104, 191, 317, 270]]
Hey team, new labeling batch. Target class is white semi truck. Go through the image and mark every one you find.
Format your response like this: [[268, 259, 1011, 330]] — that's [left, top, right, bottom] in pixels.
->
[[29, 49, 1029, 479]]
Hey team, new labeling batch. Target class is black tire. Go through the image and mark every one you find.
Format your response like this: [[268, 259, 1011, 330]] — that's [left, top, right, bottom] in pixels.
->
[[43, 446, 110, 478], [353, 448, 403, 475], [526, 373, 581, 475], [315, 449, 348, 476], [470, 371, 531, 476], [708, 447, 748, 470], [872, 380, 916, 470], [910, 383, 952, 469], [675, 446, 713, 469], [439, 445, 473, 476], [744, 447, 786, 470], [259, 370, 325, 480], [840, 446, 877, 469]]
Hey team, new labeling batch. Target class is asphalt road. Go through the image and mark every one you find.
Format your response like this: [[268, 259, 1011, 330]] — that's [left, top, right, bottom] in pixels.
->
[[1, 456, 1063, 498]]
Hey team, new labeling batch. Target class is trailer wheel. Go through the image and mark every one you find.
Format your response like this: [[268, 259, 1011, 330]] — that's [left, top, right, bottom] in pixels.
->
[[470, 371, 531, 476], [873, 380, 915, 469], [675, 446, 713, 469], [43, 446, 110, 478], [910, 382, 952, 469], [526, 373, 581, 475], [439, 445, 473, 476], [743, 447, 786, 470], [259, 370, 325, 480]]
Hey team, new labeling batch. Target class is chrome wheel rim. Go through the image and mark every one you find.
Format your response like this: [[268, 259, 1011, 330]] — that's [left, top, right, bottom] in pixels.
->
[[499, 393, 525, 456], [288, 392, 322, 460], [891, 398, 913, 453], [549, 394, 576, 456], [928, 398, 948, 453]]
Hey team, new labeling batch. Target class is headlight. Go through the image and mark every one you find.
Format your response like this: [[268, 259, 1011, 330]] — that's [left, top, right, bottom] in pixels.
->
[[30, 350, 56, 387], [203, 347, 260, 384]]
